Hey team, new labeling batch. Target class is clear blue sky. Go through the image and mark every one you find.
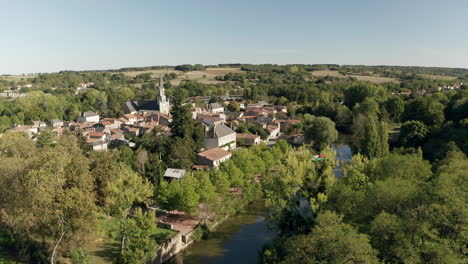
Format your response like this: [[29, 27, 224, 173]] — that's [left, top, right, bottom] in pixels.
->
[[1, 0, 468, 74]]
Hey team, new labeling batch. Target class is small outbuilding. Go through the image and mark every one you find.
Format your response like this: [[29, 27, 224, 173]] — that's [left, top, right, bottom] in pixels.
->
[[164, 168, 187, 181]]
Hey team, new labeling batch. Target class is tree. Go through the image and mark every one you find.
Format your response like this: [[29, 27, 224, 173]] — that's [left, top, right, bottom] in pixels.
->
[[227, 100, 240, 112], [399, 120, 428, 148], [343, 83, 384, 109], [114, 208, 158, 264], [304, 117, 338, 151], [167, 137, 195, 169], [35, 128, 57, 148], [353, 98, 380, 117], [360, 115, 389, 158], [155, 175, 200, 213], [402, 97, 445, 127], [278, 211, 380, 264], [384, 96, 404, 122], [0, 134, 97, 262]]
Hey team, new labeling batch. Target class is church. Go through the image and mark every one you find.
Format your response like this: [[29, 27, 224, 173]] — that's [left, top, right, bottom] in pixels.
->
[[123, 73, 170, 115]]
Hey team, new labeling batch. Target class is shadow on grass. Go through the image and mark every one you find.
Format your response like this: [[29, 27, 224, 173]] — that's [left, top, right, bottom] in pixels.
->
[[90, 240, 120, 263]]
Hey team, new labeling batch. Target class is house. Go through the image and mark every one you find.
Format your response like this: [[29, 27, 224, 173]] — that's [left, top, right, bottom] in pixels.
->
[[164, 168, 187, 181], [236, 133, 261, 146], [86, 138, 107, 151], [247, 101, 268, 108], [123, 74, 170, 115], [88, 132, 107, 141], [78, 111, 100, 123], [10, 125, 38, 138], [49, 119, 63, 128], [267, 123, 280, 139], [52, 127, 64, 137], [197, 148, 232, 167], [122, 114, 139, 125], [201, 117, 224, 127], [204, 123, 236, 150], [32, 121, 47, 129], [146, 113, 171, 126], [277, 119, 300, 132], [123, 126, 140, 137], [208, 103, 224, 113]]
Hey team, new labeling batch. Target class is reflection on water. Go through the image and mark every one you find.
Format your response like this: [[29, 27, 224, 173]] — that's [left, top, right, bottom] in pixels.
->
[[166, 201, 274, 264], [332, 143, 353, 178]]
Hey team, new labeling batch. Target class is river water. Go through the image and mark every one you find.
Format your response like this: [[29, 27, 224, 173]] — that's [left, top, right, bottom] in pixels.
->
[[166, 201, 274, 264], [167, 144, 352, 264]]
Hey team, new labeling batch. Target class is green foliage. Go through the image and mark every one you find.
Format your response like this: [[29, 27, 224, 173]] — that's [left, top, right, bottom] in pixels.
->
[[175, 64, 206, 72], [264, 211, 380, 264], [344, 83, 385, 109], [304, 116, 338, 150], [227, 100, 240, 112], [155, 175, 200, 213], [35, 128, 57, 148], [360, 115, 389, 158], [114, 209, 158, 264], [402, 97, 445, 126], [399, 120, 429, 148], [384, 96, 405, 122]]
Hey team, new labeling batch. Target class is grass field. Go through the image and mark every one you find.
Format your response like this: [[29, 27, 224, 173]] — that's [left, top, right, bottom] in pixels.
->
[[418, 74, 458, 80], [0, 74, 36, 82], [121, 67, 242, 85], [310, 70, 346, 78], [87, 218, 177, 264], [311, 70, 398, 84], [349, 74, 398, 84]]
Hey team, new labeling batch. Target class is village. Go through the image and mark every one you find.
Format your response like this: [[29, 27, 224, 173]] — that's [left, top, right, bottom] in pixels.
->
[[1, 74, 302, 171]]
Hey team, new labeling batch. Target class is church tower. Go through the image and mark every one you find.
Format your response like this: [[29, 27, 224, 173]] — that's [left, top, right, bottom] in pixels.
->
[[157, 73, 170, 115]]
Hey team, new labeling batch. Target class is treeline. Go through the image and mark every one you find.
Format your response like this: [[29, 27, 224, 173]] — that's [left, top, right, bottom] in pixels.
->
[[0, 132, 158, 263], [259, 148, 468, 264]]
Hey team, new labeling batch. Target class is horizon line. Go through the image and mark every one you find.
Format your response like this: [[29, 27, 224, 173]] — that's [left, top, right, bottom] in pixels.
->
[[2, 63, 468, 76]]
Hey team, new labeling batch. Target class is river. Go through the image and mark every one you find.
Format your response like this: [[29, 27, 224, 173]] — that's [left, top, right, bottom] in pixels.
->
[[166, 144, 353, 264], [166, 201, 273, 264]]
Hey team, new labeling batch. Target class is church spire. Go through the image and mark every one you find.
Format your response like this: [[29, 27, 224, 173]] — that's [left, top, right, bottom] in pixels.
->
[[157, 72, 170, 115], [159, 73, 165, 97]]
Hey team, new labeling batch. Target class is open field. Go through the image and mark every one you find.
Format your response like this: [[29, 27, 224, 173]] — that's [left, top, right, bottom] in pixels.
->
[[310, 70, 398, 84], [311, 70, 346, 78], [121, 67, 242, 85], [349, 74, 398, 84], [0, 74, 36, 82], [418, 74, 458, 80], [121, 69, 181, 77]]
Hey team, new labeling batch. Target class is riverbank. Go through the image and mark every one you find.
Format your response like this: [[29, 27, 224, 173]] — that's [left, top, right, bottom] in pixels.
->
[[153, 197, 262, 264], [164, 201, 273, 264]]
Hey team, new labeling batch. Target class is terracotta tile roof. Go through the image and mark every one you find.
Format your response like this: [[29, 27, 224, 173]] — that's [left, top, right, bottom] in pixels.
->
[[123, 114, 137, 119], [89, 132, 106, 138], [198, 148, 231, 161], [101, 121, 114, 126]]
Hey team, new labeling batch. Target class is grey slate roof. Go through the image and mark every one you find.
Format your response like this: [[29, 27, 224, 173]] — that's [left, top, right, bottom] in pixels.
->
[[124, 100, 159, 113], [211, 123, 235, 138], [210, 103, 223, 109], [82, 111, 98, 117]]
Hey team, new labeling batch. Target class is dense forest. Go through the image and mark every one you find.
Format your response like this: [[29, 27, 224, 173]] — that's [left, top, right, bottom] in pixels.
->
[[0, 64, 467, 263]]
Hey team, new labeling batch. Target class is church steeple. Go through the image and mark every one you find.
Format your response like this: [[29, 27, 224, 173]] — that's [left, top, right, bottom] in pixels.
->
[[158, 73, 165, 98], [157, 72, 170, 115]]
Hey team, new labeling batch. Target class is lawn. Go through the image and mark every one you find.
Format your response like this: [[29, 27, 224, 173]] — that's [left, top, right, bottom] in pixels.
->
[[87, 217, 177, 264]]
